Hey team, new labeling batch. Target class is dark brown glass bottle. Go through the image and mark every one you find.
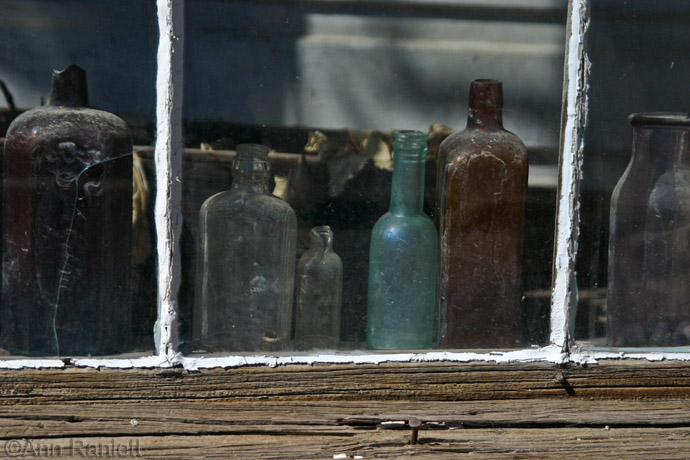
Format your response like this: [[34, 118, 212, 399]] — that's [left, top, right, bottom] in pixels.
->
[[437, 79, 528, 349], [1, 65, 133, 356]]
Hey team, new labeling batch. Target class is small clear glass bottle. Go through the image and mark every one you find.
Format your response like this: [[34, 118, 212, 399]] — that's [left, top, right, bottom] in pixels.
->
[[294, 225, 343, 350], [193, 144, 297, 352], [366, 130, 437, 350], [607, 113, 690, 347]]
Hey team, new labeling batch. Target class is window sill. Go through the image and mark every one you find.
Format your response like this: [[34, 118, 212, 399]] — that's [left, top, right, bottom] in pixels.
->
[[1, 361, 689, 458]]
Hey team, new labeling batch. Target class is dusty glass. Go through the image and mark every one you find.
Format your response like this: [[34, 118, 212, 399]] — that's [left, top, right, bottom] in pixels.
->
[[574, 1, 690, 348], [193, 144, 297, 352], [294, 225, 343, 350], [366, 130, 436, 350]]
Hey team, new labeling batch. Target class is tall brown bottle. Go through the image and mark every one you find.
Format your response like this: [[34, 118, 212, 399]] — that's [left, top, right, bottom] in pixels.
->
[[437, 79, 528, 349], [1, 65, 133, 356]]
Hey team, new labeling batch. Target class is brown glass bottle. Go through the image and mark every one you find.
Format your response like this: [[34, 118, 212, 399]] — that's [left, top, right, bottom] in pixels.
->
[[1, 65, 133, 356], [437, 79, 528, 349]]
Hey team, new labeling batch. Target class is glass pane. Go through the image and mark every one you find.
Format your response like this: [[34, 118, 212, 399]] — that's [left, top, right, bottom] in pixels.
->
[[575, 0, 690, 349], [181, 1, 566, 354], [0, 0, 158, 356]]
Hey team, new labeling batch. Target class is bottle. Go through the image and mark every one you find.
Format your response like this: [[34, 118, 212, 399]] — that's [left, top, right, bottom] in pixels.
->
[[437, 79, 528, 349], [1, 64, 133, 356], [607, 113, 690, 347], [366, 130, 437, 350], [194, 144, 297, 352], [294, 225, 343, 350]]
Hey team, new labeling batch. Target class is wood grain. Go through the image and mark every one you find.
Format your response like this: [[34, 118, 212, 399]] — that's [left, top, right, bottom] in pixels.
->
[[2, 361, 690, 405], [0, 399, 689, 459]]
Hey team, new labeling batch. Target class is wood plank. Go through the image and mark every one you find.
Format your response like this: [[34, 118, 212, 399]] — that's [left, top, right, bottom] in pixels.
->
[[1, 399, 690, 440], [0, 399, 689, 459], [0, 427, 688, 459], [0, 361, 690, 404]]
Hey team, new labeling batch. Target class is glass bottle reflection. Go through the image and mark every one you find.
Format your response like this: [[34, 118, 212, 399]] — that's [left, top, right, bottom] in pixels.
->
[[194, 144, 297, 352], [607, 113, 690, 347], [436, 79, 528, 349], [294, 225, 342, 350], [367, 130, 437, 350]]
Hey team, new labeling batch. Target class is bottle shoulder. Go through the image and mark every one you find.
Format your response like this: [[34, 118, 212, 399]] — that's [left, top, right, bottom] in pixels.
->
[[440, 126, 527, 163], [298, 249, 343, 271], [372, 211, 437, 234], [201, 189, 296, 217], [6, 106, 132, 155]]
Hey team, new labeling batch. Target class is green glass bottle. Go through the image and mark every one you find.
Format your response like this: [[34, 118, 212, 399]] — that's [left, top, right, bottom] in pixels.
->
[[366, 130, 437, 350]]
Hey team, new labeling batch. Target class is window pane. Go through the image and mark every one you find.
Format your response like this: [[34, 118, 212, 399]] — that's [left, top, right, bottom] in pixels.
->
[[0, 0, 158, 356], [575, 0, 690, 348], [181, 1, 566, 354]]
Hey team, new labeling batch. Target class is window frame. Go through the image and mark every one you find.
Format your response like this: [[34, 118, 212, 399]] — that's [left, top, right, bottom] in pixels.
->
[[1, 0, 688, 370]]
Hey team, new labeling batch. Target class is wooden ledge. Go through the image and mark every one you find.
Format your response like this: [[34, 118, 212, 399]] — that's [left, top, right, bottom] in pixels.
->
[[0, 360, 689, 405]]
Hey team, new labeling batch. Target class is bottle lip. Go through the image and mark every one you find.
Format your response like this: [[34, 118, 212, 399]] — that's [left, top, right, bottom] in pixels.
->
[[51, 64, 89, 108], [469, 78, 503, 110], [629, 112, 690, 127], [394, 130, 428, 145], [236, 143, 270, 159], [312, 225, 331, 235]]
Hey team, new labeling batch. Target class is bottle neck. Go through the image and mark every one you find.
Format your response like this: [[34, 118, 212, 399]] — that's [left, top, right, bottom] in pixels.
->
[[51, 64, 89, 108], [631, 124, 690, 169], [232, 144, 271, 194], [232, 170, 270, 193], [466, 79, 504, 131], [467, 107, 504, 130], [309, 226, 334, 254], [390, 151, 426, 216]]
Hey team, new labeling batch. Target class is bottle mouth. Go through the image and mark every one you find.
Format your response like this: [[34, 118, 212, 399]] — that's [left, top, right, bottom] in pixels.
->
[[312, 225, 331, 236], [394, 130, 428, 153], [469, 78, 503, 109], [311, 225, 333, 247], [629, 112, 690, 127], [233, 144, 270, 171], [51, 64, 89, 107]]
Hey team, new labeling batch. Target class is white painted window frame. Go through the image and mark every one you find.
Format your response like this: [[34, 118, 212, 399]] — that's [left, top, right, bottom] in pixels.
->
[[3, 0, 684, 370]]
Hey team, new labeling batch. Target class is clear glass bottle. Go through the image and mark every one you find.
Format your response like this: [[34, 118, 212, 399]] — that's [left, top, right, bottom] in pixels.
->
[[366, 130, 437, 350], [294, 225, 343, 350], [1, 64, 133, 356], [193, 144, 297, 352], [436, 79, 528, 349], [607, 113, 690, 347]]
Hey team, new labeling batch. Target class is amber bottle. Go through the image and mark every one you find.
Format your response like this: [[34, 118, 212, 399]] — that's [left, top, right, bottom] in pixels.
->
[[1, 65, 133, 356], [437, 79, 528, 349]]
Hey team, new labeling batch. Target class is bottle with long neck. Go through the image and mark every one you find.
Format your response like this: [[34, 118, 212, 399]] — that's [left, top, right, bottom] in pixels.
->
[[437, 79, 528, 349], [294, 225, 343, 350], [1, 64, 133, 356], [607, 113, 690, 347], [194, 144, 297, 352], [367, 130, 437, 350]]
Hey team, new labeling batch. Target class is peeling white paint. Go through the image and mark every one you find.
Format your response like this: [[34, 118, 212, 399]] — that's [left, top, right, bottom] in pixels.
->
[[0, 359, 65, 369], [550, 0, 590, 350], [570, 350, 690, 365], [177, 346, 567, 371], [71, 355, 172, 369], [153, 0, 184, 361]]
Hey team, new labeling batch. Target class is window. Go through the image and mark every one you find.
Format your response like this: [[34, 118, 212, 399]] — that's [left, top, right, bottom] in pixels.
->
[[1, 0, 688, 368]]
